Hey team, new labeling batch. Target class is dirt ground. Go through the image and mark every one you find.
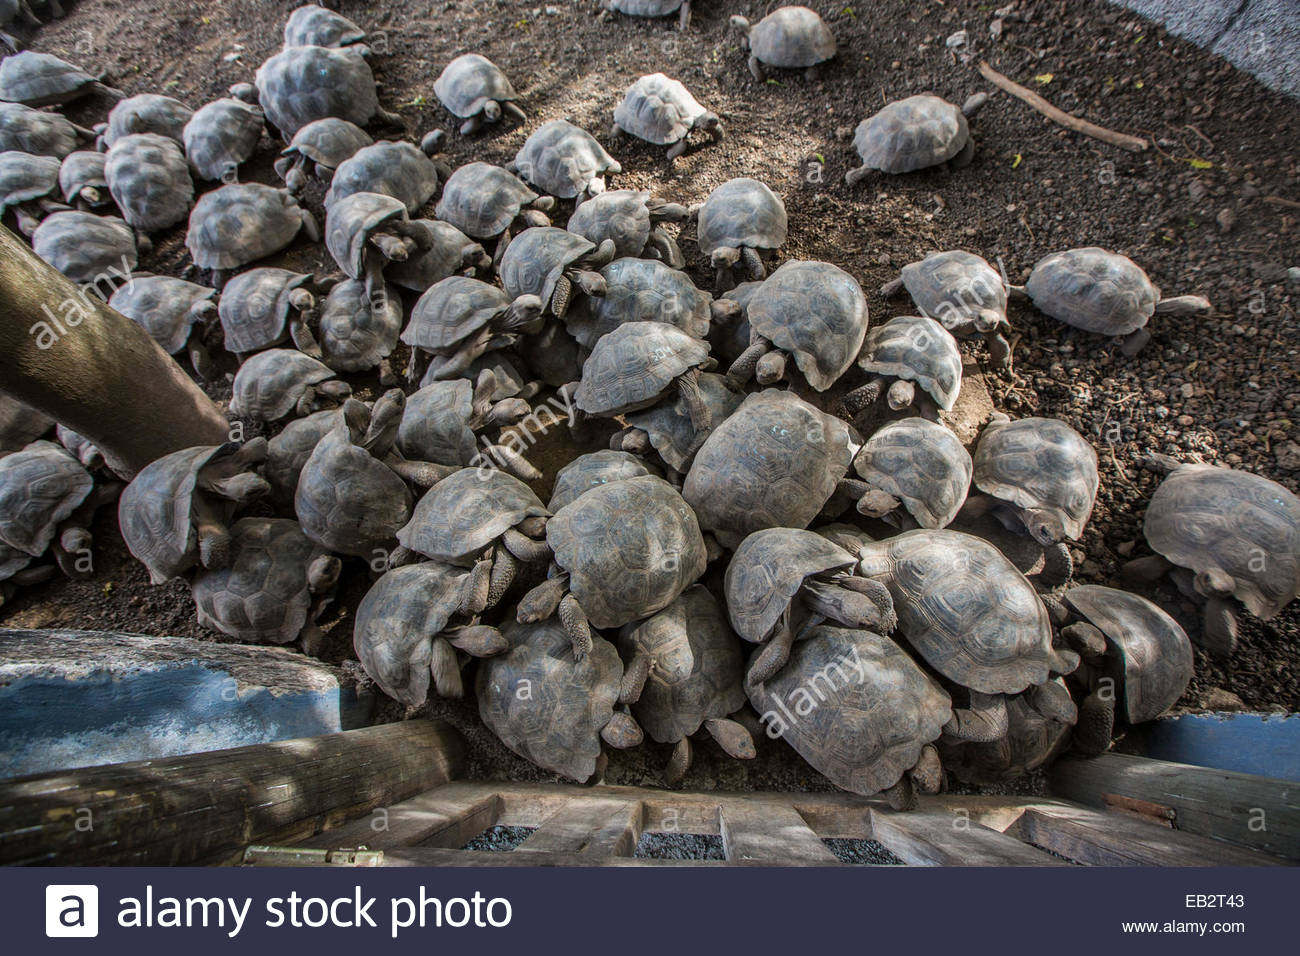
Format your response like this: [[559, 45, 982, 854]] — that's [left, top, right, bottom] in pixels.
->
[[2, 0, 1297, 792]]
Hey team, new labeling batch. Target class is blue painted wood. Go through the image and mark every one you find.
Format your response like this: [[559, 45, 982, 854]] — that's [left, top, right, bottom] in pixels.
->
[[1135, 712, 1300, 782]]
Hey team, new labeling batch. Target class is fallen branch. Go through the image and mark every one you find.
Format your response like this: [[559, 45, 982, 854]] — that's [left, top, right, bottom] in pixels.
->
[[978, 61, 1150, 153], [1263, 195, 1300, 210]]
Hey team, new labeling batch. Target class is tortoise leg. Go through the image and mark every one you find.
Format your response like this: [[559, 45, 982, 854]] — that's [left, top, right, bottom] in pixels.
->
[[1119, 327, 1151, 357], [647, 227, 684, 268], [486, 545, 516, 608], [754, 349, 787, 385], [943, 691, 1009, 743], [1061, 621, 1108, 659], [665, 137, 688, 164], [558, 593, 593, 660], [726, 339, 769, 389], [1036, 541, 1074, 589], [1073, 688, 1115, 756], [747, 54, 764, 82], [746, 612, 795, 686], [550, 274, 574, 318], [678, 0, 691, 30], [676, 367, 711, 434], [1199, 597, 1239, 657], [459, 115, 483, 136], [187, 338, 217, 381], [388, 457, 459, 486], [909, 744, 942, 794], [446, 624, 507, 657], [665, 736, 692, 786], [428, 636, 464, 699], [620, 651, 652, 705], [484, 442, 542, 481], [516, 570, 568, 622], [601, 711, 643, 749], [458, 558, 492, 616], [502, 527, 550, 563], [883, 775, 917, 812], [740, 246, 765, 280], [835, 376, 885, 421], [192, 496, 231, 570], [704, 717, 756, 759], [986, 330, 1012, 369]]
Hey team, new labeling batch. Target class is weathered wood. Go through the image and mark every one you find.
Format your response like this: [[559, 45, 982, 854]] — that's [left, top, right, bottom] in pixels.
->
[[0, 719, 463, 866], [302, 789, 500, 852], [382, 847, 739, 867], [517, 797, 644, 857], [1049, 754, 1300, 861], [719, 802, 841, 864], [868, 808, 1067, 866]]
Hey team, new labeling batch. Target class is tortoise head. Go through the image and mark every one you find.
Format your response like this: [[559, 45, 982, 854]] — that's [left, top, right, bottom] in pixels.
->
[[483, 100, 502, 123], [973, 307, 1003, 333], [1024, 508, 1066, 546], [361, 388, 406, 457], [1193, 567, 1235, 599]]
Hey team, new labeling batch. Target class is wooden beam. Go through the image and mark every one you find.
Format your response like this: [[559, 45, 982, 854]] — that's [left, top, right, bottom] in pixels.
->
[[302, 787, 500, 852], [719, 802, 841, 864], [382, 847, 740, 867], [1049, 754, 1300, 861], [869, 808, 1067, 866], [516, 797, 644, 857], [0, 719, 463, 866]]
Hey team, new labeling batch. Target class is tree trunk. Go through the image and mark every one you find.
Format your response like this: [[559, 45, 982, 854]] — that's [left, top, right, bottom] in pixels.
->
[[0, 224, 229, 477]]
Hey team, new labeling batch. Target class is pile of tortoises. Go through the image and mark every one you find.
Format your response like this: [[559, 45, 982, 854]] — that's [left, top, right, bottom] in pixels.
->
[[0, 3, 1286, 811]]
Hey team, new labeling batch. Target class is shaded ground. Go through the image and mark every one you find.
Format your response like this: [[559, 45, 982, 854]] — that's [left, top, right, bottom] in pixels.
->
[[1, 0, 1296, 793]]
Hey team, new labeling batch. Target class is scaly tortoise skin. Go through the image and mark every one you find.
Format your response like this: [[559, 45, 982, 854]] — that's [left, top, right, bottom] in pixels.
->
[[510, 119, 621, 200], [400, 467, 549, 564], [856, 315, 963, 411], [186, 183, 314, 271], [324, 140, 444, 214], [852, 417, 972, 529], [548, 450, 654, 512], [575, 320, 710, 417], [105, 132, 194, 232], [939, 678, 1077, 784], [182, 97, 265, 181]]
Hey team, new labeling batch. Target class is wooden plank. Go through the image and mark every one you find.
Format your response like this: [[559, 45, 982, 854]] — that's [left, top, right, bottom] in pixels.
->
[[301, 787, 500, 852], [383, 847, 738, 867], [868, 808, 1068, 866], [0, 719, 463, 866], [1010, 803, 1287, 867], [1050, 754, 1300, 861], [516, 797, 644, 857], [719, 802, 841, 864]]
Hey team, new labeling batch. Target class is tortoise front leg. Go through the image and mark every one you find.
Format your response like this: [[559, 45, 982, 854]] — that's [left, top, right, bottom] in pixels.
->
[[646, 226, 684, 268], [459, 114, 484, 136], [516, 569, 568, 622], [747, 54, 765, 82], [458, 558, 493, 616], [835, 376, 886, 420], [1073, 689, 1115, 756], [428, 636, 464, 699], [678, 0, 691, 31], [909, 744, 942, 794], [665, 737, 692, 786], [746, 610, 795, 686], [619, 651, 652, 705], [559, 593, 593, 660], [1036, 541, 1074, 589], [726, 337, 770, 389], [665, 137, 688, 164], [741, 246, 765, 280], [1199, 596, 1239, 657], [883, 775, 916, 812], [487, 543, 517, 608]]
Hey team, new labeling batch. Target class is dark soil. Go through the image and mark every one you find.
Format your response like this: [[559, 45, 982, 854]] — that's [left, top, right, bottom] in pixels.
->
[[2, 0, 1297, 794]]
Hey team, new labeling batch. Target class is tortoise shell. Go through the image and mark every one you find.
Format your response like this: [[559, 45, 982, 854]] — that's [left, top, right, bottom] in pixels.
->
[[404, 276, 511, 352], [0, 395, 53, 455], [230, 349, 335, 422], [0, 149, 59, 211], [109, 274, 216, 355], [852, 95, 970, 174], [324, 140, 442, 214], [434, 53, 518, 119], [219, 267, 312, 354], [319, 279, 402, 372], [399, 467, 549, 563], [102, 94, 193, 149], [499, 225, 596, 305], [625, 371, 742, 473], [283, 4, 366, 48], [746, 624, 951, 796], [574, 320, 710, 416], [187, 183, 309, 270], [940, 678, 1076, 784], [0, 440, 93, 558], [746, 260, 868, 391], [0, 102, 80, 157], [682, 389, 854, 548], [853, 418, 972, 529], [548, 450, 654, 511], [621, 585, 745, 742], [566, 190, 652, 259], [105, 133, 194, 232], [1025, 247, 1159, 337], [511, 119, 621, 199], [395, 379, 478, 467], [724, 526, 858, 643], [58, 150, 108, 203], [857, 529, 1059, 694], [974, 416, 1098, 540], [190, 516, 329, 644], [324, 190, 406, 278], [1144, 463, 1300, 619], [547, 474, 707, 628], [614, 74, 708, 145], [182, 98, 265, 181], [477, 618, 622, 782], [607, 0, 684, 15], [899, 250, 1008, 331], [254, 45, 382, 138], [0, 51, 98, 107], [32, 211, 137, 281], [434, 162, 538, 240], [279, 117, 372, 172], [858, 314, 963, 409], [387, 219, 486, 292], [1063, 585, 1194, 723], [695, 177, 787, 256], [567, 257, 713, 349], [265, 408, 337, 504], [747, 7, 836, 68]]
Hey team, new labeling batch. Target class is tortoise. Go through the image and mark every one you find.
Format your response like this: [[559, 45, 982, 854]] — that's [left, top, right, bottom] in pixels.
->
[[612, 74, 723, 164], [395, 467, 551, 611], [0, 149, 62, 235], [275, 117, 372, 192], [433, 161, 553, 260], [1, 0, 48, 54], [850, 417, 972, 530], [724, 526, 896, 685], [968, 413, 1099, 587], [109, 274, 219, 379], [838, 315, 963, 422], [1057, 584, 1194, 755], [498, 226, 615, 320], [324, 140, 448, 214], [186, 183, 319, 288], [692, 177, 787, 291], [881, 249, 1012, 368], [509, 119, 622, 201], [104, 133, 195, 243], [726, 259, 867, 392], [433, 53, 526, 136], [324, 190, 430, 302], [618, 372, 742, 478], [0, 101, 90, 157], [218, 267, 318, 356], [477, 618, 642, 782], [567, 190, 688, 267], [229, 348, 351, 423], [402, 276, 543, 384], [32, 211, 136, 282], [355, 561, 507, 704], [386, 218, 490, 292], [1124, 458, 1300, 656], [58, 149, 108, 209], [265, 408, 337, 505], [284, 3, 366, 48], [619, 585, 755, 784], [396, 375, 539, 482], [524, 319, 586, 389], [852, 529, 1080, 702], [253, 44, 401, 139], [118, 439, 271, 584], [600, 0, 693, 30], [938, 678, 1076, 785], [190, 516, 342, 648], [729, 7, 836, 81], [846, 93, 988, 184], [565, 256, 727, 349], [682, 389, 856, 548], [747, 624, 948, 810], [182, 96, 266, 182], [56, 425, 104, 470], [317, 278, 403, 376], [1020, 247, 1212, 355], [0, 439, 100, 580], [0, 50, 122, 107], [0, 394, 51, 455], [548, 449, 654, 512], [295, 393, 447, 558], [710, 279, 761, 365], [515, 474, 707, 659], [99, 93, 192, 150]]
